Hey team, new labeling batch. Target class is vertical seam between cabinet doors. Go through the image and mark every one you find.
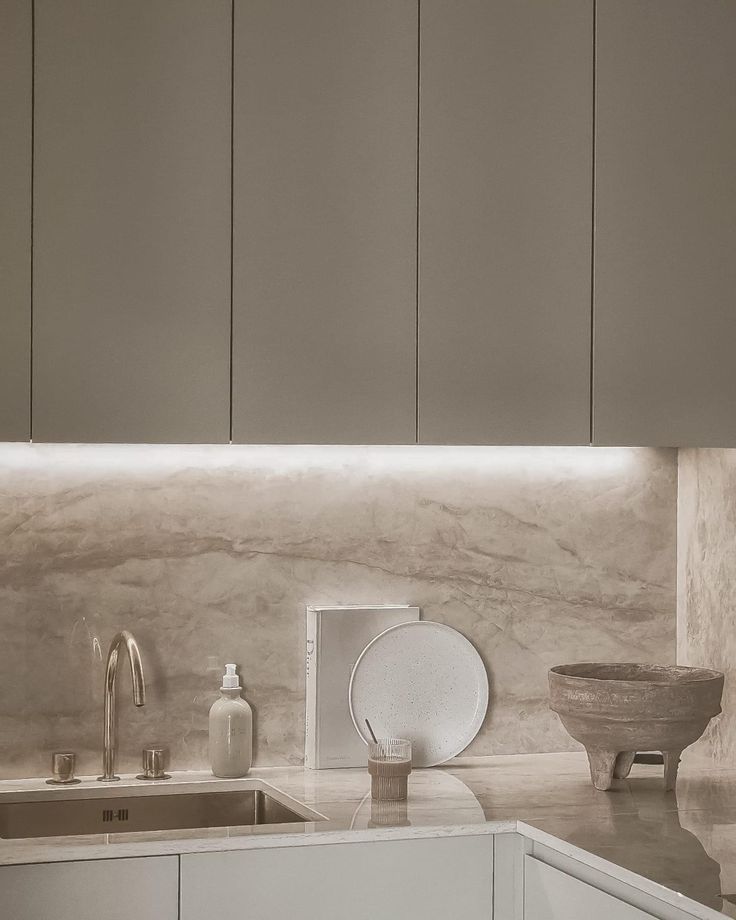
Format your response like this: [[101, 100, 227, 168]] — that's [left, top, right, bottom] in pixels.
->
[[415, 0, 421, 444], [521, 835, 526, 919], [178, 855, 182, 918], [29, 0, 35, 441], [228, 0, 235, 443], [493, 834, 498, 918], [589, 0, 597, 445]]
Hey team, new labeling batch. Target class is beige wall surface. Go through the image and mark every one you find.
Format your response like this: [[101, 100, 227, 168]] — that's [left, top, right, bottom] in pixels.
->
[[678, 449, 736, 764], [0, 445, 676, 779]]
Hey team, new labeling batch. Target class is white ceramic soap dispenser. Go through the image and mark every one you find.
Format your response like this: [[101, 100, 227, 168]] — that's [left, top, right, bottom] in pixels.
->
[[208, 663, 253, 778]]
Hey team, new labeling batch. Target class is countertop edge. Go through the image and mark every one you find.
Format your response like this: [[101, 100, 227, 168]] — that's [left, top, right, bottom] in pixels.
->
[[0, 820, 516, 867]]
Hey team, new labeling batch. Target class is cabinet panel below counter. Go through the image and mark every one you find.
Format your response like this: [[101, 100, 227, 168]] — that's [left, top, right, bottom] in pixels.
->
[[181, 835, 494, 920], [0, 855, 178, 920]]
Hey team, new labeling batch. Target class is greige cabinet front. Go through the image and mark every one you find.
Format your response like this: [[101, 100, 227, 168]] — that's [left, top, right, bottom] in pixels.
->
[[419, 0, 593, 445], [0, 856, 178, 920], [33, 0, 231, 443], [231, 0, 418, 444], [0, 0, 31, 441], [181, 836, 494, 920], [594, 0, 736, 446]]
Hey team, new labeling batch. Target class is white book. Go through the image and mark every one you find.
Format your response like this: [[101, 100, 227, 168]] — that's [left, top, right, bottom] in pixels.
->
[[305, 605, 420, 769]]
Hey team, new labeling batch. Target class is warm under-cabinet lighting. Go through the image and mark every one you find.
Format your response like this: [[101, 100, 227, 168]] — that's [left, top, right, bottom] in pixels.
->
[[0, 442, 654, 480]]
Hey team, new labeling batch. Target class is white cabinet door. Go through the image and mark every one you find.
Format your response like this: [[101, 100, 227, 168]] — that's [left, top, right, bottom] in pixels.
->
[[0, 856, 178, 920], [181, 836, 494, 920], [524, 856, 656, 920]]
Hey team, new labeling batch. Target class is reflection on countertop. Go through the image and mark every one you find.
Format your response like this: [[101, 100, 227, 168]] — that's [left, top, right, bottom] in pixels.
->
[[447, 750, 735, 917], [0, 766, 503, 867], [2, 750, 736, 917]]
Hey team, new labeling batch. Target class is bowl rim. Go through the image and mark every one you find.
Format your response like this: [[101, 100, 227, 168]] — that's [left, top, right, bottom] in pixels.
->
[[549, 662, 724, 685]]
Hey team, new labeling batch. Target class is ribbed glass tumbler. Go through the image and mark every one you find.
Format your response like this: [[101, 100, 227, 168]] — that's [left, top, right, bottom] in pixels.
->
[[368, 739, 412, 802]]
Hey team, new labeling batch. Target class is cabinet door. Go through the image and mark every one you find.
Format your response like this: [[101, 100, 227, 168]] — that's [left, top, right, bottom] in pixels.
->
[[594, 1, 736, 446], [0, 0, 31, 441], [0, 856, 178, 920], [232, 0, 418, 444], [525, 856, 655, 920], [33, 0, 231, 443], [419, 0, 593, 445], [181, 836, 494, 920]]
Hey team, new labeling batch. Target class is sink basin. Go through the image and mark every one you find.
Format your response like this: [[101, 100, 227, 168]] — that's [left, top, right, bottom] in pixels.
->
[[0, 784, 324, 839]]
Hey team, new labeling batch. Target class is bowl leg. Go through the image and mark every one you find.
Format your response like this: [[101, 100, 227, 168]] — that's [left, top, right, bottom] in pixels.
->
[[614, 751, 636, 779], [663, 750, 682, 792], [586, 749, 618, 790]]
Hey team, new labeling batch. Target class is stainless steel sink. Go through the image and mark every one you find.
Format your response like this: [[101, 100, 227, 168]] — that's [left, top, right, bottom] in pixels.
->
[[0, 786, 323, 839]]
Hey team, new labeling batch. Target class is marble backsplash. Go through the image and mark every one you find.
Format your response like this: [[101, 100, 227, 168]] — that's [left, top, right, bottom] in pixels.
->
[[678, 449, 736, 764], [0, 445, 676, 779]]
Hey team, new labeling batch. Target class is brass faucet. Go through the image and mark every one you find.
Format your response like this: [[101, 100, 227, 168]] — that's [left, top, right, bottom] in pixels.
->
[[97, 631, 146, 782]]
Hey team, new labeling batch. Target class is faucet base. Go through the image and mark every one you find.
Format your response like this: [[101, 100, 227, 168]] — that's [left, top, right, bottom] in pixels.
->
[[96, 775, 121, 783]]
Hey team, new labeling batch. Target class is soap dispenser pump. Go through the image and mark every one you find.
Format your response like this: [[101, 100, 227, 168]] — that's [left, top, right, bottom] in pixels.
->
[[208, 663, 253, 778]]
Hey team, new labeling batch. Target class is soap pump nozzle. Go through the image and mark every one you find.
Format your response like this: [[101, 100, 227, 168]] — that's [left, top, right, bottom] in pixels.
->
[[222, 663, 241, 690]]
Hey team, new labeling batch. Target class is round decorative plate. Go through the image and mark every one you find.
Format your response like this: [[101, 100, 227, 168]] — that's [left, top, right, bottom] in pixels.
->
[[349, 621, 489, 767]]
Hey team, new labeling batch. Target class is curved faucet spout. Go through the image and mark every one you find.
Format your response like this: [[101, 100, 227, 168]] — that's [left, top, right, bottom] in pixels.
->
[[98, 630, 146, 782], [114, 630, 145, 707]]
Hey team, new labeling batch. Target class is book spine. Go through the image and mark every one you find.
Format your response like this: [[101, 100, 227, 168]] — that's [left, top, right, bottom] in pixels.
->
[[304, 607, 319, 769]]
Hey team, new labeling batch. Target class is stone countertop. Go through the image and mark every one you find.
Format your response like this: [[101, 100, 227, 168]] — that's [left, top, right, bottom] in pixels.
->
[[445, 750, 736, 919], [2, 751, 736, 918], [0, 764, 511, 867]]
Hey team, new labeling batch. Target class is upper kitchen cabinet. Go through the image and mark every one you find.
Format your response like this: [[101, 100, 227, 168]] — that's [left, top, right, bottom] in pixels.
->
[[418, 0, 594, 445], [594, 1, 736, 446], [232, 0, 418, 444], [0, 0, 31, 441], [33, 0, 231, 443]]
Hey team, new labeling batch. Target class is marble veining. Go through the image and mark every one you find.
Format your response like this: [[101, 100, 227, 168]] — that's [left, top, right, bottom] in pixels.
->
[[0, 445, 676, 778], [678, 449, 736, 767]]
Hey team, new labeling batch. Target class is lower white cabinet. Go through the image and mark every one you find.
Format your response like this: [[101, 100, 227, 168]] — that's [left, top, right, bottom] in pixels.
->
[[0, 855, 178, 920], [0, 830, 710, 920], [520, 846, 704, 920], [180, 836, 494, 920], [524, 855, 655, 920]]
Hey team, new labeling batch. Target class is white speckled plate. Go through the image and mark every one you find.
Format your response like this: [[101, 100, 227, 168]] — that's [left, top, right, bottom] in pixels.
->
[[349, 621, 489, 767]]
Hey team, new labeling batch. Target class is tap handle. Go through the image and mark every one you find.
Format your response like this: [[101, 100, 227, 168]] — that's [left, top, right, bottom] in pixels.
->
[[47, 751, 80, 785], [138, 746, 170, 780]]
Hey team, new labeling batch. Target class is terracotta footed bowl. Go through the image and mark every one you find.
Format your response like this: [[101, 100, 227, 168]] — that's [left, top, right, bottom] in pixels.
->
[[549, 663, 724, 791]]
